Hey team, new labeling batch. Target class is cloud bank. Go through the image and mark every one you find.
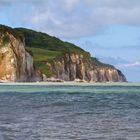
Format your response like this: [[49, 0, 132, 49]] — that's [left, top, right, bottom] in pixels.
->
[[116, 60, 140, 69], [1, 0, 140, 38]]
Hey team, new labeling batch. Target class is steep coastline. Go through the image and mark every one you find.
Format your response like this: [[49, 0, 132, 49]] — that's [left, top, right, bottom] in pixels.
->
[[44, 53, 126, 82], [0, 25, 42, 82], [0, 25, 126, 82]]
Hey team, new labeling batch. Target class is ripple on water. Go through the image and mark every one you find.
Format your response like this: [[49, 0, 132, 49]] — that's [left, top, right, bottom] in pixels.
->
[[0, 84, 140, 140]]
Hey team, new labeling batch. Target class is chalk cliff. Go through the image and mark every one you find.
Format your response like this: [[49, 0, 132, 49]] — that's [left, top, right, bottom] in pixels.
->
[[0, 25, 126, 82], [0, 26, 42, 82], [45, 53, 126, 82]]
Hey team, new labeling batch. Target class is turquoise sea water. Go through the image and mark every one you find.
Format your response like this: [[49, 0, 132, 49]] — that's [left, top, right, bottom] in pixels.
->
[[0, 83, 140, 140]]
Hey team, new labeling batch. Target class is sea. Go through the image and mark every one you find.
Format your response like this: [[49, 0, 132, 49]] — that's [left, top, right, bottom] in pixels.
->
[[0, 82, 140, 140]]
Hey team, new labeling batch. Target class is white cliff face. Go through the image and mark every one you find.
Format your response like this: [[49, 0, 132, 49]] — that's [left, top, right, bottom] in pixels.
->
[[89, 68, 126, 82], [46, 53, 126, 82], [0, 26, 127, 83], [0, 32, 42, 82]]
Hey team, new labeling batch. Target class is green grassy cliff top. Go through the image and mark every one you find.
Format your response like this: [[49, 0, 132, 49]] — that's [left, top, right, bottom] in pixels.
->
[[0, 24, 115, 77], [0, 25, 22, 40], [15, 28, 86, 54]]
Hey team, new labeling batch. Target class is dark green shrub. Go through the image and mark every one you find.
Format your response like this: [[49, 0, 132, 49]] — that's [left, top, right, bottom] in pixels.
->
[[2, 35, 10, 45]]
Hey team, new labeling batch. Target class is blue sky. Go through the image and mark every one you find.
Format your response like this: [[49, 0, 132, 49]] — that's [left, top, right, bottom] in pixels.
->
[[0, 0, 140, 82]]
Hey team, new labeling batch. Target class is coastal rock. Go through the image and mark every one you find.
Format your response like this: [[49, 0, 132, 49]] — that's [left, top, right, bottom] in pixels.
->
[[0, 25, 126, 83], [46, 53, 126, 82], [0, 31, 42, 82]]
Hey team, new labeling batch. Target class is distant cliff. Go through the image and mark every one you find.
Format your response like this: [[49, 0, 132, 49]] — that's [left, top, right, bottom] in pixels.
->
[[44, 53, 126, 82], [0, 25, 42, 82], [0, 25, 126, 82]]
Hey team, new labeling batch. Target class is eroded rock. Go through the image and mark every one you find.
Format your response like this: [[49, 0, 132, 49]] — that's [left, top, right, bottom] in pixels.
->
[[0, 32, 42, 82]]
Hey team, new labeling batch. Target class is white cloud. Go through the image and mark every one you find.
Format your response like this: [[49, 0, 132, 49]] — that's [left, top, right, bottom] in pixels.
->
[[123, 61, 140, 68], [116, 60, 140, 69], [59, 0, 80, 12], [2, 0, 140, 38], [86, 0, 140, 8], [97, 56, 140, 69]]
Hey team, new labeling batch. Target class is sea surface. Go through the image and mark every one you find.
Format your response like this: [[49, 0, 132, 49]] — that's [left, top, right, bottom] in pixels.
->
[[0, 83, 140, 140]]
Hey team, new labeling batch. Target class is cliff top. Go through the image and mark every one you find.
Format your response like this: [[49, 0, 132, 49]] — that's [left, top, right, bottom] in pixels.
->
[[0, 24, 115, 77], [0, 25, 22, 40], [15, 28, 86, 54]]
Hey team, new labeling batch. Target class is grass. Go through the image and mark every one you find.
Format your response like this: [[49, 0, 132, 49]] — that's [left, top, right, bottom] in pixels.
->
[[0, 24, 116, 77], [26, 47, 62, 77], [15, 28, 86, 54], [2, 35, 10, 45], [0, 24, 89, 77], [34, 61, 53, 77], [26, 47, 62, 61], [0, 25, 22, 40]]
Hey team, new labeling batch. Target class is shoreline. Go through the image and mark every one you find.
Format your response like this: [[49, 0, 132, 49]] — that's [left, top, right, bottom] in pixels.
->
[[0, 81, 139, 86]]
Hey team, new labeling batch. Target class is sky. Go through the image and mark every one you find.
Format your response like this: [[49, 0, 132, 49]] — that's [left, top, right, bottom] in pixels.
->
[[0, 0, 140, 82]]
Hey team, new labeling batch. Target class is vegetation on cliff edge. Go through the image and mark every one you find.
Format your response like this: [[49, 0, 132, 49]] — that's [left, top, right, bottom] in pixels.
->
[[0, 25, 22, 40], [0, 24, 115, 77], [15, 27, 90, 77], [92, 57, 114, 69]]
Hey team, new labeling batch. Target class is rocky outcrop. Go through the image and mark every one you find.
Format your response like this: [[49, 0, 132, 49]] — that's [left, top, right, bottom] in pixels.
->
[[0, 31, 42, 82], [0, 25, 126, 82], [46, 53, 126, 82]]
